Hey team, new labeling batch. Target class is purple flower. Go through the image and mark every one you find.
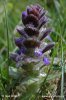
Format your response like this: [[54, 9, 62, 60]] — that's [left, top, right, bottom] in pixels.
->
[[15, 37, 25, 48], [43, 56, 50, 65], [24, 26, 39, 37], [34, 48, 42, 56], [42, 43, 55, 53], [16, 47, 27, 55], [22, 11, 27, 18], [40, 28, 52, 41]]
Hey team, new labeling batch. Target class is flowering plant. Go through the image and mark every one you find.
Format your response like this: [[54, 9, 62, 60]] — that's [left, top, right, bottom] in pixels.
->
[[10, 4, 54, 99], [11, 4, 54, 67]]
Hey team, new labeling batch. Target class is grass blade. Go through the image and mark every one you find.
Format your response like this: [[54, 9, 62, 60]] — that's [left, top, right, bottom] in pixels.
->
[[61, 35, 64, 100], [4, 0, 9, 67]]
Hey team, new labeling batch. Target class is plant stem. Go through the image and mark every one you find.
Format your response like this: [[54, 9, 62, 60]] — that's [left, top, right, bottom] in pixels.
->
[[61, 35, 64, 100]]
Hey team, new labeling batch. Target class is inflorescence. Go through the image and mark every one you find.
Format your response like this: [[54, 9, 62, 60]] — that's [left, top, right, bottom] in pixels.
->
[[10, 4, 54, 67]]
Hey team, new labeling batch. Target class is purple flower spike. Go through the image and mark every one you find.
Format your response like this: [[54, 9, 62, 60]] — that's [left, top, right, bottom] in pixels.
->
[[43, 56, 50, 65], [11, 4, 54, 68]]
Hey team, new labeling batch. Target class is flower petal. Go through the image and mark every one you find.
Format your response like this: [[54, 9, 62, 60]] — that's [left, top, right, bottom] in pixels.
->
[[39, 9, 46, 19], [24, 26, 39, 37], [16, 47, 27, 54], [42, 43, 55, 53], [17, 28, 28, 38], [43, 56, 50, 65], [15, 37, 25, 48], [22, 11, 27, 19], [34, 48, 42, 56], [40, 28, 52, 40], [38, 16, 48, 29]]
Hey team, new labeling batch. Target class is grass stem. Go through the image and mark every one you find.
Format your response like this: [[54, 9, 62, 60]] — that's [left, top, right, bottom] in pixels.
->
[[4, 0, 9, 67], [61, 35, 64, 100]]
